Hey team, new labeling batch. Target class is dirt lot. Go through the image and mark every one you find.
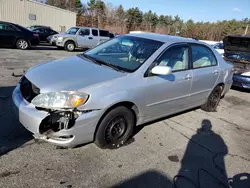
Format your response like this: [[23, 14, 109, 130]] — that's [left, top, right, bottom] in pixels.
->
[[0, 46, 250, 188]]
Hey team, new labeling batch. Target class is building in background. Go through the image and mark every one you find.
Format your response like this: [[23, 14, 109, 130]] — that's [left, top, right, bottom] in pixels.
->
[[0, 0, 76, 32]]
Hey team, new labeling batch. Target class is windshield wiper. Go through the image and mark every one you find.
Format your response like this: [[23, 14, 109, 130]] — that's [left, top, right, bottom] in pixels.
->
[[79, 54, 126, 72], [79, 54, 102, 65]]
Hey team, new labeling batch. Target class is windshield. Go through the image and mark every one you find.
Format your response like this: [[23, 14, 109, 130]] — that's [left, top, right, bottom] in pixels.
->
[[66, 27, 79, 35], [84, 36, 163, 72], [213, 43, 224, 49]]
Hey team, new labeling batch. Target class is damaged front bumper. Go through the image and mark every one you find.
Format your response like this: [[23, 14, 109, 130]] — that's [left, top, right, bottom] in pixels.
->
[[12, 85, 103, 147]]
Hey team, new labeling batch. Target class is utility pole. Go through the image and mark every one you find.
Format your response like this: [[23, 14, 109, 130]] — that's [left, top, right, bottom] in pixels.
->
[[244, 24, 249, 35]]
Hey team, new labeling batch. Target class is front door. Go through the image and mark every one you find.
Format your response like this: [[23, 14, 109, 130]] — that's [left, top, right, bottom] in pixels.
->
[[189, 44, 220, 106], [144, 45, 193, 120], [77, 28, 94, 48]]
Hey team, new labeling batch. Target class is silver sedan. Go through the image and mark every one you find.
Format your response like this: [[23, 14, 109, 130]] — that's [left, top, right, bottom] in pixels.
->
[[12, 33, 233, 149]]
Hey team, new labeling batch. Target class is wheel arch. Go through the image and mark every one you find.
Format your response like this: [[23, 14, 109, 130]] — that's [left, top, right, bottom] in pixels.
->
[[94, 101, 139, 140], [64, 39, 77, 47], [15, 37, 30, 47]]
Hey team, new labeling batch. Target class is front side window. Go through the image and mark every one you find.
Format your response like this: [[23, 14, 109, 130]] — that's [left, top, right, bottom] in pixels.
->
[[65, 27, 79, 35], [192, 45, 217, 68], [156, 46, 189, 72], [84, 36, 163, 72], [79, 29, 90, 36]]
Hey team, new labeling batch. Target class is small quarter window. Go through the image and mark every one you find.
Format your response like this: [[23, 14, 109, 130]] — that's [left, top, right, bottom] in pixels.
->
[[192, 45, 217, 68]]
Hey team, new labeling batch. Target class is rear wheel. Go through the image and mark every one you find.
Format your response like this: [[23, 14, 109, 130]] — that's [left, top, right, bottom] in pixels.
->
[[16, 39, 29, 50], [201, 85, 222, 112], [95, 106, 135, 149], [64, 41, 75, 51]]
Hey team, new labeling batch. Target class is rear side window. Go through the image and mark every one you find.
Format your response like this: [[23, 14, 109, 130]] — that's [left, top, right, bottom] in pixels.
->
[[79, 29, 90, 36], [34, 28, 44, 33], [92, 29, 98, 36], [191, 45, 217, 68], [100, 30, 109, 37]]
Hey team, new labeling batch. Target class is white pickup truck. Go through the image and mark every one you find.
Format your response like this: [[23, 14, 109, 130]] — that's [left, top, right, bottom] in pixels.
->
[[51, 27, 113, 51]]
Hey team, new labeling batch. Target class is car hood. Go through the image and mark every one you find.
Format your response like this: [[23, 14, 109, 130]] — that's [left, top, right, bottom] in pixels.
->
[[53, 33, 74, 38], [25, 55, 126, 93], [223, 35, 250, 54]]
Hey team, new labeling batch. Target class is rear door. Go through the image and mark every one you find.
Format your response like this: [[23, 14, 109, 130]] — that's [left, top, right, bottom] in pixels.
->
[[0, 23, 18, 47], [189, 44, 220, 106], [91, 29, 100, 47]]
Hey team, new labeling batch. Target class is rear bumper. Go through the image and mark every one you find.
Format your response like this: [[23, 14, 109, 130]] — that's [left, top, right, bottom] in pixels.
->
[[232, 74, 250, 89], [12, 84, 103, 147]]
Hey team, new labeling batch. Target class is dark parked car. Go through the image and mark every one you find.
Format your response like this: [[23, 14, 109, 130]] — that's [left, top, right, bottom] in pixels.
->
[[0, 21, 39, 50], [223, 35, 250, 89], [29, 26, 58, 42]]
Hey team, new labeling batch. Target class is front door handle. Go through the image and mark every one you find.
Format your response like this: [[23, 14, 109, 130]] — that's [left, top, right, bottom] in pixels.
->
[[89, 37, 93, 39], [213, 70, 219, 74], [183, 74, 192, 80]]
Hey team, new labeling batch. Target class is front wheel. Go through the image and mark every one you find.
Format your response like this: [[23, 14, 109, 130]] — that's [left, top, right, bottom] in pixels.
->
[[95, 106, 135, 149], [16, 39, 29, 50], [201, 85, 222, 112], [64, 41, 75, 51]]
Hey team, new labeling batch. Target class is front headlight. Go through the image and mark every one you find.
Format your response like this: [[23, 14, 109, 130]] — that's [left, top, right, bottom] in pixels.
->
[[31, 91, 89, 109], [57, 36, 63, 41]]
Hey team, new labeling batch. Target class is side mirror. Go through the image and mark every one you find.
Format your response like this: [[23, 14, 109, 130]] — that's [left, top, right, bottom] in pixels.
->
[[151, 65, 172, 75]]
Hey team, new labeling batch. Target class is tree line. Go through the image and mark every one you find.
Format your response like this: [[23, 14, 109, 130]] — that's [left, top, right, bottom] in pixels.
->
[[44, 0, 250, 41]]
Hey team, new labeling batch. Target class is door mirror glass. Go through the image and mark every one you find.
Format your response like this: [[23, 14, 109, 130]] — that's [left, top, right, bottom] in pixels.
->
[[151, 65, 172, 75]]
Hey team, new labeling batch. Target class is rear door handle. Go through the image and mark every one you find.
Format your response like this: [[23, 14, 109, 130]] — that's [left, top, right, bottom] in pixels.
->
[[183, 74, 192, 80], [213, 70, 219, 74], [89, 37, 93, 39]]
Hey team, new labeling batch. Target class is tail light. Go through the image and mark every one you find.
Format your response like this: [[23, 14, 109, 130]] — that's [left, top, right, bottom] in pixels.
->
[[33, 33, 39, 37]]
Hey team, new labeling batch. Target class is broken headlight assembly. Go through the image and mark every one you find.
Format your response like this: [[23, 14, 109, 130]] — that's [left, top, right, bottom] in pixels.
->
[[31, 91, 89, 109]]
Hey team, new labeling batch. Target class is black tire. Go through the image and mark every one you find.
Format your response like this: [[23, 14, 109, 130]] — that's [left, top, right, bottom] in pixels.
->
[[201, 85, 222, 112], [95, 106, 135, 149], [64, 41, 75, 51], [16, 39, 29, 50]]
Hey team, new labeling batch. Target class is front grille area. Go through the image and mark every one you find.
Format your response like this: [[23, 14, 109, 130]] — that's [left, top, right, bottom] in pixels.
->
[[20, 76, 40, 102]]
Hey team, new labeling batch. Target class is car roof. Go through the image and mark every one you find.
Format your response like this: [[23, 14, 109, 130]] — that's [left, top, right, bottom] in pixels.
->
[[73, 26, 108, 31], [127, 33, 201, 44]]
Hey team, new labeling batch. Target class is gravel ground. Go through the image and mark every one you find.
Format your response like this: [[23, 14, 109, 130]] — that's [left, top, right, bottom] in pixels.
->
[[0, 46, 250, 188]]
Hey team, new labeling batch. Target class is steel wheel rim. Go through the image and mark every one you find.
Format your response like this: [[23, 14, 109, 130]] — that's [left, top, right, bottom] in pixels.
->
[[210, 89, 220, 108], [67, 44, 74, 51], [105, 116, 127, 142], [19, 40, 28, 49]]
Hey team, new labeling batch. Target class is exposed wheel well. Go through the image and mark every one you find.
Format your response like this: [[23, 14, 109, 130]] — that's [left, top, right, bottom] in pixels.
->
[[94, 101, 139, 140], [217, 83, 225, 93], [65, 40, 76, 46]]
